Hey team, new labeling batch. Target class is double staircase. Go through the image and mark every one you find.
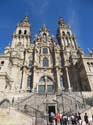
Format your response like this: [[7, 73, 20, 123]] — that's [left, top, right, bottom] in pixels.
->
[[0, 91, 93, 125]]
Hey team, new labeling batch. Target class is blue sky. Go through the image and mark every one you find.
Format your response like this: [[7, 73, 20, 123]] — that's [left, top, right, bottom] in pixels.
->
[[0, 0, 93, 53]]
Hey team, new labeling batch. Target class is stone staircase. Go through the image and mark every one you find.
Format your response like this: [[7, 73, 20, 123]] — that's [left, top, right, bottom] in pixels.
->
[[15, 93, 56, 112], [0, 91, 93, 125], [56, 91, 91, 114], [13, 91, 92, 115]]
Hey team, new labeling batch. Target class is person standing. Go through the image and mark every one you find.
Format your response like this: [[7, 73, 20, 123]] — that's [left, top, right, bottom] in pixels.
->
[[84, 113, 89, 125], [49, 112, 55, 125], [55, 113, 60, 125], [71, 114, 76, 125], [62, 114, 68, 125], [77, 113, 82, 125]]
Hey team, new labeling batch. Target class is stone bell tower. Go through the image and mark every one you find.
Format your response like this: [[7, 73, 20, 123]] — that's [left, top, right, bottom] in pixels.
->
[[3, 16, 32, 91], [57, 17, 77, 50], [11, 16, 31, 48], [57, 17, 80, 91]]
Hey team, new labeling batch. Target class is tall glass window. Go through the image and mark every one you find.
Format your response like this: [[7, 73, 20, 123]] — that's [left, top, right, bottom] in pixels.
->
[[19, 30, 22, 35], [24, 30, 27, 35], [43, 48, 48, 54], [38, 85, 45, 93], [43, 58, 49, 67], [47, 85, 54, 92]]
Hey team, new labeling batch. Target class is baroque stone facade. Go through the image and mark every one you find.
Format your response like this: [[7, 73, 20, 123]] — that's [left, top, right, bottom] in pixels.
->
[[0, 16, 93, 94]]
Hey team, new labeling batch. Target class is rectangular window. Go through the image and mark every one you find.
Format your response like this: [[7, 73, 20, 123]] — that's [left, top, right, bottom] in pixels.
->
[[47, 85, 54, 92], [43, 48, 48, 54], [43, 58, 49, 67], [38, 85, 45, 93], [29, 60, 32, 68]]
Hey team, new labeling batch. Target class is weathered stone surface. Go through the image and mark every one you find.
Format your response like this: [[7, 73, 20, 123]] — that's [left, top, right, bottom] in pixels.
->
[[0, 16, 93, 124]]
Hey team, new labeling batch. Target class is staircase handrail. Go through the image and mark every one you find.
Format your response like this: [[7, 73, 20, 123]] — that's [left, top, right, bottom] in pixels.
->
[[15, 93, 35, 106], [0, 98, 10, 106], [57, 92, 84, 103]]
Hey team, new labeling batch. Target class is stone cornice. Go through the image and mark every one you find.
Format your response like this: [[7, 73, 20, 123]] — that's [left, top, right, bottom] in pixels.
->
[[0, 55, 9, 58]]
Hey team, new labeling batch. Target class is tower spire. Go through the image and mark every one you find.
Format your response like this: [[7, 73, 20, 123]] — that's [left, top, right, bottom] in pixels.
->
[[11, 16, 31, 48], [17, 16, 30, 27], [58, 17, 69, 29], [57, 17, 77, 49], [40, 24, 49, 32]]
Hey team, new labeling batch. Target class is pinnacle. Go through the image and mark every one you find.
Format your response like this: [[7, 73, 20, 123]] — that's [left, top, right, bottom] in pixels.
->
[[58, 17, 70, 29], [42, 24, 47, 30], [41, 24, 48, 32], [23, 16, 29, 23], [17, 16, 30, 27], [58, 17, 65, 25]]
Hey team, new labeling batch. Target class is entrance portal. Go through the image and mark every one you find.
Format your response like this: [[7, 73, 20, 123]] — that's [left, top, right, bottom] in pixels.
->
[[48, 106, 55, 116]]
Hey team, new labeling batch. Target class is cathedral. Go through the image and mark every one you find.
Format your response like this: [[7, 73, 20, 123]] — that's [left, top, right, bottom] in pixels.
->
[[0, 16, 93, 115], [0, 16, 93, 93]]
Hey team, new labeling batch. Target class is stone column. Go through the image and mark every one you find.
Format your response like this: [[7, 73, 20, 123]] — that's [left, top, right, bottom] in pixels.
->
[[61, 39, 64, 47], [71, 38, 75, 49], [65, 67, 72, 92], [55, 53, 61, 89], [44, 76, 49, 94], [56, 69, 61, 89], [65, 39, 68, 46], [22, 68, 27, 90]]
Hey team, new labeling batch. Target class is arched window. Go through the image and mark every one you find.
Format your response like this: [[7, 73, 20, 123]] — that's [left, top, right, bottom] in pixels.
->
[[62, 31, 65, 36], [43, 57, 49, 67], [43, 33, 47, 40], [43, 33, 46, 37], [43, 48, 48, 54], [67, 32, 70, 36], [24, 30, 27, 35], [19, 30, 22, 35], [27, 75, 32, 89], [87, 62, 90, 65]]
